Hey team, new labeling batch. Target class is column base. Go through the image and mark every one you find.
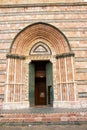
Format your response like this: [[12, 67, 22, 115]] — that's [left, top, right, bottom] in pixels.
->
[[53, 101, 87, 108], [3, 101, 29, 109]]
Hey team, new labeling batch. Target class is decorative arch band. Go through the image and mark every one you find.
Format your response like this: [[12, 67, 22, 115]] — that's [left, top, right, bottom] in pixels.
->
[[9, 22, 72, 56]]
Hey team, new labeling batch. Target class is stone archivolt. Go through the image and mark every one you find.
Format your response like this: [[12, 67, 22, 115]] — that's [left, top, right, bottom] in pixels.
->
[[10, 22, 70, 56]]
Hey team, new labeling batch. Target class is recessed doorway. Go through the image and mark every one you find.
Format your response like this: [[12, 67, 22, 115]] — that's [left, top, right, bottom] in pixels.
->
[[29, 60, 53, 107], [35, 61, 47, 105]]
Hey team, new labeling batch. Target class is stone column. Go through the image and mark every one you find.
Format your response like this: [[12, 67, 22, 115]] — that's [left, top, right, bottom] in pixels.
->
[[13, 58, 16, 102], [24, 60, 31, 107], [20, 59, 23, 102], [71, 56, 77, 101], [58, 58, 62, 101], [5, 58, 10, 103], [64, 57, 69, 101]]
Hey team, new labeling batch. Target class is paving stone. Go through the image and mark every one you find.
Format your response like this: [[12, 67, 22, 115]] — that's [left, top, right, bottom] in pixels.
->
[[0, 125, 87, 130]]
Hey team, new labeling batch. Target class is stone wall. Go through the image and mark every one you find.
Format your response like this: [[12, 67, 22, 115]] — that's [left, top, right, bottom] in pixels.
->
[[0, 0, 85, 5], [0, 3, 87, 108]]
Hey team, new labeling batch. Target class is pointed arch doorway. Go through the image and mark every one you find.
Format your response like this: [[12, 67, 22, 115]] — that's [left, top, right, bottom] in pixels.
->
[[29, 60, 53, 107]]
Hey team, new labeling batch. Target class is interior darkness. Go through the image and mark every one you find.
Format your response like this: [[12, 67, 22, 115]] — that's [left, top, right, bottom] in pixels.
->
[[33, 61, 48, 105], [34, 61, 46, 71]]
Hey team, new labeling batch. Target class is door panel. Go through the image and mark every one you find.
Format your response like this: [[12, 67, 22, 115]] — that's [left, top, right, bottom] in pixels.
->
[[35, 78, 46, 105], [46, 62, 53, 105], [29, 62, 35, 106]]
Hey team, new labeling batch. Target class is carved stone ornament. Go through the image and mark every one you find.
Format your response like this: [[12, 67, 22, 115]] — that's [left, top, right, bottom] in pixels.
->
[[30, 41, 51, 55]]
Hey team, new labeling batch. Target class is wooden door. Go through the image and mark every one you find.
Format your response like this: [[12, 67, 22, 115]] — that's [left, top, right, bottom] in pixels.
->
[[35, 78, 46, 105]]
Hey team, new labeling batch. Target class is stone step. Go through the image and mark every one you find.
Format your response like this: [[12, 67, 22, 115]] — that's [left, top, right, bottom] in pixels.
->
[[0, 112, 87, 124]]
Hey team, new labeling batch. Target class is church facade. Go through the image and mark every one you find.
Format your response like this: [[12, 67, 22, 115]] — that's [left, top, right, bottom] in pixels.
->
[[0, 0, 87, 109]]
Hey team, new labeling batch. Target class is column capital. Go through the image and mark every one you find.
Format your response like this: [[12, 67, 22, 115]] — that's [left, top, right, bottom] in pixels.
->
[[55, 52, 75, 59]]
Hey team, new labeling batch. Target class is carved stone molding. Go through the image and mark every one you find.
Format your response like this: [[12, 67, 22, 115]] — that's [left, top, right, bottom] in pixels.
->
[[30, 41, 52, 55], [6, 53, 26, 60], [55, 52, 75, 59]]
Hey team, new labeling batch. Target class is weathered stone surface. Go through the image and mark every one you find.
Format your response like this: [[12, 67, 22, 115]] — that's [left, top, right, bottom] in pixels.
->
[[0, 2, 87, 110], [0, 0, 85, 5]]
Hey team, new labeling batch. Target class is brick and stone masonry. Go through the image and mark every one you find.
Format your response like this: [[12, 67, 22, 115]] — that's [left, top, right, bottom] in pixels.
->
[[0, 0, 87, 109]]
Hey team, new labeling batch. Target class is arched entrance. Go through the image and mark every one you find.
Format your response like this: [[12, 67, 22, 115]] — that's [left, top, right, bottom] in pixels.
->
[[4, 22, 76, 109]]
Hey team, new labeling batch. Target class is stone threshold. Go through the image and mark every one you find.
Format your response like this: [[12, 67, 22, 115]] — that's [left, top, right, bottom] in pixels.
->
[[1, 107, 87, 114]]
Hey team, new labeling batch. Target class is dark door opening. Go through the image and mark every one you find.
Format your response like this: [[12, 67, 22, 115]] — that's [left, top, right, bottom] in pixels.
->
[[35, 61, 47, 105], [29, 60, 53, 107], [35, 78, 46, 105]]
